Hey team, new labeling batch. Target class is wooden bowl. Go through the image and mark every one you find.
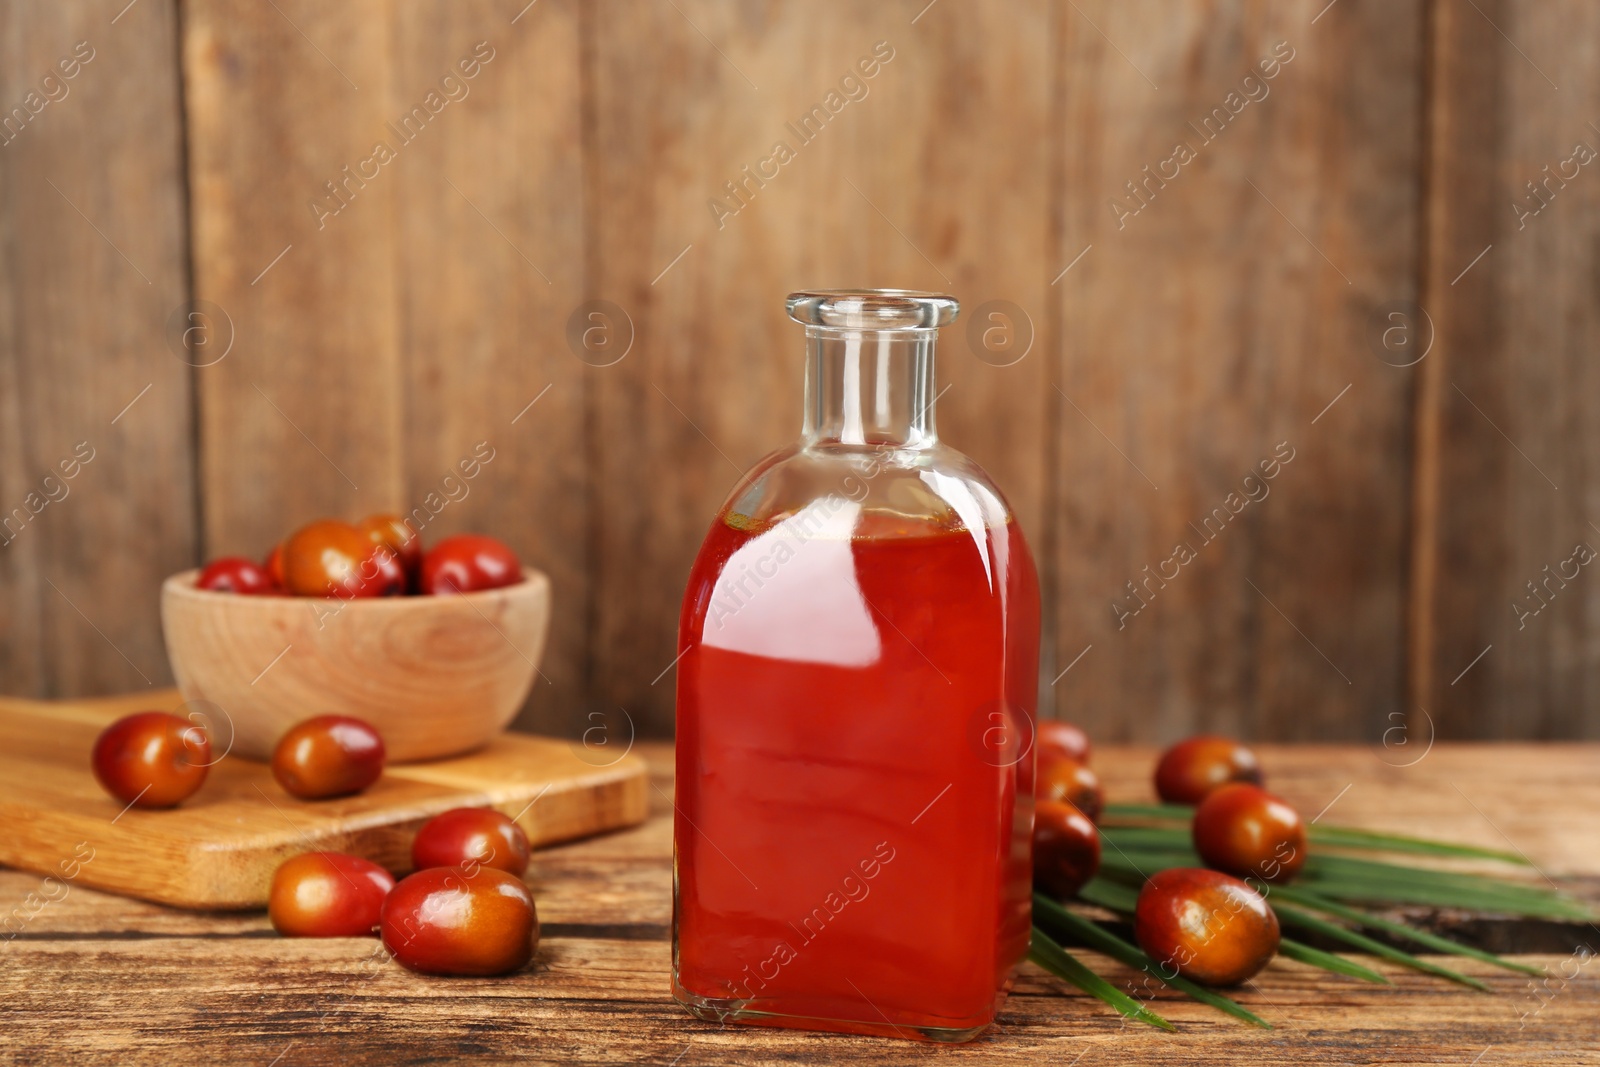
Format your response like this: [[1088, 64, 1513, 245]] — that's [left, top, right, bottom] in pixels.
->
[[160, 568, 550, 762]]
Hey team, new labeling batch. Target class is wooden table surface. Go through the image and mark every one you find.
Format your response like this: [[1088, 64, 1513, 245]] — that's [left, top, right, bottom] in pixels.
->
[[5, 742, 1598, 1065]]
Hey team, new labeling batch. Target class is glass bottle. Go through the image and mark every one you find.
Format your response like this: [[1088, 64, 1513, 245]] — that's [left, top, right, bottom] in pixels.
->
[[672, 290, 1040, 1042]]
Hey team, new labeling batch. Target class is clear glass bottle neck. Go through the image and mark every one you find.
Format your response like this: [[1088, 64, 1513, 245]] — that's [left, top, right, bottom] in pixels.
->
[[801, 327, 938, 449]]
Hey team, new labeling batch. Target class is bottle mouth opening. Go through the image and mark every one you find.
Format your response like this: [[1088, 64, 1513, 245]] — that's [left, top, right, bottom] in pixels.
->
[[787, 289, 958, 330]]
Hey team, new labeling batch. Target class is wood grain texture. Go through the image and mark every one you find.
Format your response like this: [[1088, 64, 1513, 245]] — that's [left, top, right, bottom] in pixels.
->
[[1413, 0, 1600, 738], [387, 0, 591, 736], [585, 0, 1056, 734], [1050, 0, 1424, 742], [182, 0, 591, 736], [6, 0, 1600, 744], [184, 0, 404, 544], [4, 741, 1597, 1064], [3, 939, 1592, 1066], [0, 688, 648, 909], [0, 0, 195, 696]]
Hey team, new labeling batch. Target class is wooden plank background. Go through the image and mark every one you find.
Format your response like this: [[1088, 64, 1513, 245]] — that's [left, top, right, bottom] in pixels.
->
[[1, 0, 1596, 741], [0, 0, 195, 697], [1413, 0, 1600, 739]]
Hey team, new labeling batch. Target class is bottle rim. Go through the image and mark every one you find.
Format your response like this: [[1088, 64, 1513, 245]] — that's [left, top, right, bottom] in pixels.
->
[[786, 289, 958, 330]]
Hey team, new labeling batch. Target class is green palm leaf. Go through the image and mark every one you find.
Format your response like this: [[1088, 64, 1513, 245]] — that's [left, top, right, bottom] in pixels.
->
[[1276, 937, 1390, 984], [1270, 901, 1490, 991], [1028, 927, 1176, 1031], [1270, 886, 1546, 976]]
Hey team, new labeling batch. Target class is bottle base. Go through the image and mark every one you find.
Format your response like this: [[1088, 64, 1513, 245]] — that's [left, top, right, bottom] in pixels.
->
[[670, 977, 997, 1043]]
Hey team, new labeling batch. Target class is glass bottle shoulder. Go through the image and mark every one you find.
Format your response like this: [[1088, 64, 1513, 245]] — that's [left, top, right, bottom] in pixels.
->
[[683, 440, 1038, 668], [718, 441, 1020, 542]]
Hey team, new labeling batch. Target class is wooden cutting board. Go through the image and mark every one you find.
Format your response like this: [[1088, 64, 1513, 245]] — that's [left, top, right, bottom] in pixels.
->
[[0, 689, 650, 909]]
